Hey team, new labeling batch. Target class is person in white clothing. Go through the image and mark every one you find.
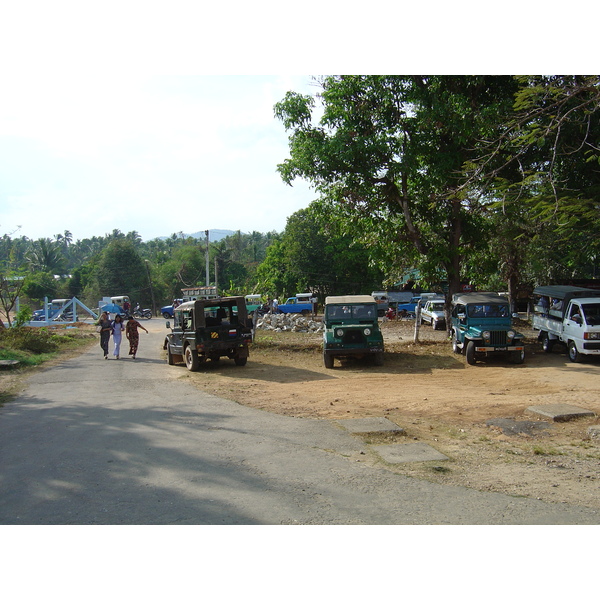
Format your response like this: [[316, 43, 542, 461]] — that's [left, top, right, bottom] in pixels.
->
[[111, 314, 125, 359]]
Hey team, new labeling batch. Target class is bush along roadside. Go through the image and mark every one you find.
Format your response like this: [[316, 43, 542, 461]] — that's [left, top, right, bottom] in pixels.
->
[[0, 324, 96, 368]]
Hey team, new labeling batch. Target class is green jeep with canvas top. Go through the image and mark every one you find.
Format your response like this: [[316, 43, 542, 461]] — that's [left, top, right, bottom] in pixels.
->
[[323, 295, 384, 368], [450, 292, 525, 365]]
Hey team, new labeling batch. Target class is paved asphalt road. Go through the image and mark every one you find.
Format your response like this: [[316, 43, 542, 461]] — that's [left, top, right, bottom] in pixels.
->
[[1, 318, 599, 525]]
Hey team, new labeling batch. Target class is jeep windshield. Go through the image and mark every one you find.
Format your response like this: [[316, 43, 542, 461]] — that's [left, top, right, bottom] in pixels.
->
[[326, 304, 376, 320], [429, 302, 445, 311], [466, 304, 509, 318]]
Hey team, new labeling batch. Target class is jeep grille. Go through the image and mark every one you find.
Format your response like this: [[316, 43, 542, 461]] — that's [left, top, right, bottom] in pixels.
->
[[342, 329, 366, 344], [489, 331, 507, 345]]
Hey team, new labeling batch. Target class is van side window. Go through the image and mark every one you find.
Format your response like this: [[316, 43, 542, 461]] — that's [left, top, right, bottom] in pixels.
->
[[568, 304, 581, 322]]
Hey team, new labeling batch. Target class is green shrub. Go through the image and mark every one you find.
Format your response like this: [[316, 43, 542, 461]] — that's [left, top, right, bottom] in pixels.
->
[[0, 328, 59, 353]]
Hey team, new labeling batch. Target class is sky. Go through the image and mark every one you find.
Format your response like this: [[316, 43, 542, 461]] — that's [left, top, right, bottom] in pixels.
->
[[0, 2, 593, 246], [0, 73, 321, 242]]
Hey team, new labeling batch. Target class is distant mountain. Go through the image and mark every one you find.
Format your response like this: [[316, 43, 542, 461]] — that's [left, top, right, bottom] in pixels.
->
[[154, 229, 238, 242], [188, 229, 238, 242]]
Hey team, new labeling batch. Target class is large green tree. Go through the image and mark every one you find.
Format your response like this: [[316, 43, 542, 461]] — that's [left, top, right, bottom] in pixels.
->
[[255, 204, 383, 299], [469, 75, 600, 283], [275, 75, 519, 299], [87, 239, 150, 306]]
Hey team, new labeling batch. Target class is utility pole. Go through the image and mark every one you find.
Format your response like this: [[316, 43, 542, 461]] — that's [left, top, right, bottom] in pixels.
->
[[144, 260, 156, 316], [205, 229, 210, 286]]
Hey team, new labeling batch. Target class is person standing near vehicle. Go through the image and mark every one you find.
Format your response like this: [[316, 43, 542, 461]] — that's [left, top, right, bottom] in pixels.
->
[[126, 315, 148, 359], [272, 297, 279, 313], [111, 314, 125, 359], [97, 311, 112, 359]]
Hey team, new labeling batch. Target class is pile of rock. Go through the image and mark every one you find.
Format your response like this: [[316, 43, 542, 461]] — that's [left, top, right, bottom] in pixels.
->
[[256, 312, 323, 333]]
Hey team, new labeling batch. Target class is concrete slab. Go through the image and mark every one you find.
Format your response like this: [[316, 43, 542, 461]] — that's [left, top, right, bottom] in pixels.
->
[[335, 417, 404, 434], [371, 442, 448, 464], [525, 404, 595, 422], [0, 360, 20, 369]]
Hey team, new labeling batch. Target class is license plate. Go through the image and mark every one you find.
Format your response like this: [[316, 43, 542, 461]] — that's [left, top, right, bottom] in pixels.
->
[[496, 347, 507, 351]]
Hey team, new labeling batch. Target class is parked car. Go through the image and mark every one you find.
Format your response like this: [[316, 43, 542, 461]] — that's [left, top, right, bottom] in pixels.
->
[[32, 299, 75, 321], [244, 295, 263, 316], [164, 296, 253, 370], [161, 299, 184, 319], [421, 298, 446, 330], [450, 292, 525, 365], [532, 285, 600, 362], [322, 295, 384, 368]]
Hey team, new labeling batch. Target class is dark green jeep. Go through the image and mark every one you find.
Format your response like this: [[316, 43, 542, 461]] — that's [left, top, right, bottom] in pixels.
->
[[323, 295, 384, 368], [450, 292, 525, 365], [164, 296, 253, 370]]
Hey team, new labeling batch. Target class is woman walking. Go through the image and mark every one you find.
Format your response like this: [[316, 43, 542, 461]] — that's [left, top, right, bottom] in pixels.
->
[[97, 311, 112, 359], [126, 315, 148, 359], [111, 314, 125, 359]]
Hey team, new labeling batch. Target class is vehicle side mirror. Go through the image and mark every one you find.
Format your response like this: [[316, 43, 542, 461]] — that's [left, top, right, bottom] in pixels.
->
[[166, 321, 171, 329]]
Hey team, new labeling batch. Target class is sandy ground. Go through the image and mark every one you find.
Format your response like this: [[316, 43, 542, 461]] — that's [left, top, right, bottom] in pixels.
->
[[175, 318, 600, 510]]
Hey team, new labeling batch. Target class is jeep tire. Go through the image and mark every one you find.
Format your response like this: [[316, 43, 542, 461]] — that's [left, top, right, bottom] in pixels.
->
[[510, 347, 525, 364], [167, 343, 175, 365], [323, 352, 334, 369], [234, 355, 247, 366], [184, 345, 199, 371], [451, 330, 462, 354], [465, 341, 477, 365]]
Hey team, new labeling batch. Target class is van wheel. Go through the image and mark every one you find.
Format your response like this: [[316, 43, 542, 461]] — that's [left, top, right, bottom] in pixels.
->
[[541, 333, 555, 353], [185, 345, 199, 371], [568, 341, 583, 363], [466, 341, 477, 365]]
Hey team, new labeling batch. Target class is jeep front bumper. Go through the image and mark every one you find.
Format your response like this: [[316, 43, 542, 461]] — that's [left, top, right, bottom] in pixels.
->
[[324, 346, 384, 355], [473, 345, 524, 353]]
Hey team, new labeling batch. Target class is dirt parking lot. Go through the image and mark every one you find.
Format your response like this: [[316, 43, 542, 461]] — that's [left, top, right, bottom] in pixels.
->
[[175, 318, 600, 510]]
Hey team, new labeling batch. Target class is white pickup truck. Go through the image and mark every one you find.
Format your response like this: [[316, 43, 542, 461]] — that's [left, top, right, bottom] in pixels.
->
[[532, 285, 600, 362]]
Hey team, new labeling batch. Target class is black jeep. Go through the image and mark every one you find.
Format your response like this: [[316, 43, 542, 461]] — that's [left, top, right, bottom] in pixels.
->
[[164, 296, 253, 370]]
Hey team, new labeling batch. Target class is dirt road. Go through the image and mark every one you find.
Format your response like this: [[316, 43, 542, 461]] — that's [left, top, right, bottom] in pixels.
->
[[185, 319, 600, 510]]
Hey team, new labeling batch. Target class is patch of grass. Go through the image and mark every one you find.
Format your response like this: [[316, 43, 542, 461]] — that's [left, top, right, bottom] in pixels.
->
[[532, 445, 562, 456], [0, 348, 50, 367], [1, 327, 96, 382]]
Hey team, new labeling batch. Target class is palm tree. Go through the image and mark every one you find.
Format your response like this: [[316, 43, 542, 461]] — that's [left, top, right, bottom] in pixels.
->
[[27, 238, 66, 274]]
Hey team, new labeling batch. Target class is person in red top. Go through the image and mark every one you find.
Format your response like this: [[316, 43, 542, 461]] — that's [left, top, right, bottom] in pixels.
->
[[126, 316, 148, 359]]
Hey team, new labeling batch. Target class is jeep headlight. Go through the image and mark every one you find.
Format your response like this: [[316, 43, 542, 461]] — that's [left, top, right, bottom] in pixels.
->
[[507, 330, 516, 339], [482, 331, 490, 341], [364, 328, 371, 336], [335, 329, 344, 337]]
